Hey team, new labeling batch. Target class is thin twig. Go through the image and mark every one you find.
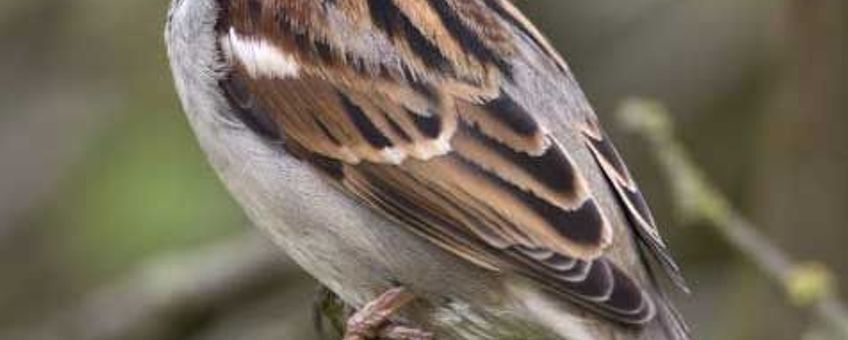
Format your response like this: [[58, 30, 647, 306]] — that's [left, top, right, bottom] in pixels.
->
[[616, 98, 848, 338]]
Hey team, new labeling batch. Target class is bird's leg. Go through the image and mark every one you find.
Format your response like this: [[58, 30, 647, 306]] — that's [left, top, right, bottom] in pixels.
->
[[342, 287, 432, 340]]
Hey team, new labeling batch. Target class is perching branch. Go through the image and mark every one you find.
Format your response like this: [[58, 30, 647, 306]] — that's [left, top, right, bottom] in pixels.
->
[[616, 98, 848, 339]]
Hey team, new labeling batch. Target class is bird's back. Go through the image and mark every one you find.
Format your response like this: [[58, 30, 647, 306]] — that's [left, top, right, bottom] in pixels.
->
[[165, 1, 688, 339]]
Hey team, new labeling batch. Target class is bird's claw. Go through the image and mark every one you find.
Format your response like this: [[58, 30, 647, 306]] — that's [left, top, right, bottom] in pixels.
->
[[342, 287, 432, 340]]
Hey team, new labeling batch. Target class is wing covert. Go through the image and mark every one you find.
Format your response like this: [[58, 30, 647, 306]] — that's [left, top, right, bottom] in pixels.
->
[[214, 0, 676, 325]]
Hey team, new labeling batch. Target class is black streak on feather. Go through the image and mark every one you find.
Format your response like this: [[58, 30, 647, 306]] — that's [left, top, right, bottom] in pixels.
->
[[314, 40, 337, 64], [607, 265, 647, 314], [396, 8, 452, 71], [508, 248, 650, 324], [339, 93, 394, 149], [586, 131, 688, 289], [274, 7, 290, 31], [214, 0, 231, 34], [565, 260, 613, 299], [623, 186, 657, 226], [310, 154, 346, 180], [294, 31, 310, 51], [407, 109, 442, 139], [457, 156, 605, 247], [368, 0, 452, 71], [589, 134, 629, 181], [247, 0, 262, 21], [219, 75, 281, 141], [539, 200, 606, 246], [483, 91, 540, 136], [315, 117, 342, 146], [409, 80, 439, 102], [466, 126, 577, 196], [481, 0, 568, 75], [285, 143, 346, 180], [368, 0, 398, 36], [427, 0, 512, 77]]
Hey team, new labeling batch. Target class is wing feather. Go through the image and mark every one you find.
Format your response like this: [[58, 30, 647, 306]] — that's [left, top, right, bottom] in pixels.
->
[[581, 121, 689, 291], [214, 0, 684, 325]]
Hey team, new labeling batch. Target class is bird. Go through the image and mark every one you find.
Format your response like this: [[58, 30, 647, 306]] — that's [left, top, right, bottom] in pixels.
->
[[165, 0, 689, 339]]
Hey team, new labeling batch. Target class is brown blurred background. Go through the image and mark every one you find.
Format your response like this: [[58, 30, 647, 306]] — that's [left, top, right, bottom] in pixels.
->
[[0, 0, 845, 339]]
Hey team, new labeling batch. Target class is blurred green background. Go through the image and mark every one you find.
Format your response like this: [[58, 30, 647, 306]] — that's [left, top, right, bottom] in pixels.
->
[[0, 0, 845, 339]]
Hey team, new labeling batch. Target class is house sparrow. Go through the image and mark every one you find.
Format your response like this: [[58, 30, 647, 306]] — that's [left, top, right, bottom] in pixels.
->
[[165, 0, 689, 339]]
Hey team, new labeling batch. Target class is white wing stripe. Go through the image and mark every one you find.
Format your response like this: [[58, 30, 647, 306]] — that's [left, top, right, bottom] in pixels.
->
[[220, 27, 301, 79]]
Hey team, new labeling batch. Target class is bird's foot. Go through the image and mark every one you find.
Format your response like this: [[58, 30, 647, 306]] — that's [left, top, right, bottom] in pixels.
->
[[342, 287, 432, 340]]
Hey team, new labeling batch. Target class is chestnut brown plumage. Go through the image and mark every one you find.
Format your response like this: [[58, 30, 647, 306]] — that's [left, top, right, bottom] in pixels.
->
[[166, 0, 689, 339]]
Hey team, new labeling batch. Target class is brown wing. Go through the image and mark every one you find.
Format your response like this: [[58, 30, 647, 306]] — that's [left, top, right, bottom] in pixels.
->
[[580, 119, 689, 291], [214, 0, 672, 324], [484, 0, 687, 292]]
